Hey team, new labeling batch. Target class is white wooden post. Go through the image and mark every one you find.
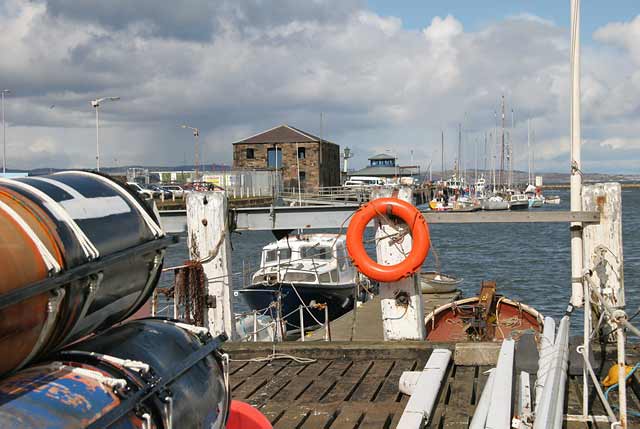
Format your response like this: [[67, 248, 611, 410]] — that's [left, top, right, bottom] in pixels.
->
[[582, 183, 624, 329], [371, 186, 426, 340], [186, 191, 236, 339]]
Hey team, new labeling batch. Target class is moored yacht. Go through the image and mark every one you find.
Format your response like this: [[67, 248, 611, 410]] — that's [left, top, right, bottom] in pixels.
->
[[237, 233, 358, 331], [508, 192, 529, 210]]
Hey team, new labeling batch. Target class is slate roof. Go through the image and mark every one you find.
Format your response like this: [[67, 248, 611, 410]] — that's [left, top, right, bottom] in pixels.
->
[[233, 124, 335, 145]]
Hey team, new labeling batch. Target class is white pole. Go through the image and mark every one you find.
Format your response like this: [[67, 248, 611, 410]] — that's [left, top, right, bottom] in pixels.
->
[[570, 0, 584, 308], [253, 310, 258, 342], [527, 118, 531, 185], [569, 0, 588, 418], [296, 142, 302, 205], [95, 104, 100, 171], [299, 305, 305, 341], [535, 317, 556, 412], [616, 320, 628, 427], [469, 369, 495, 429], [1, 90, 6, 176]]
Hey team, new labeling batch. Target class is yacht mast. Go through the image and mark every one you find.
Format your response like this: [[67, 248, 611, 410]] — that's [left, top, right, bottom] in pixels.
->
[[441, 130, 445, 180], [457, 123, 462, 179], [499, 96, 505, 190], [509, 108, 514, 189], [527, 118, 532, 185]]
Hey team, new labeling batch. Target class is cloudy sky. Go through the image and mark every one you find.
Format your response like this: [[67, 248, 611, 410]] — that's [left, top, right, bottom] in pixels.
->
[[1, 0, 639, 173]]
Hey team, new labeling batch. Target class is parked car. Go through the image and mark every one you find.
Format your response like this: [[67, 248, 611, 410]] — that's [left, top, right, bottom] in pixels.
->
[[161, 184, 185, 198], [144, 184, 172, 199], [126, 182, 154, 199]]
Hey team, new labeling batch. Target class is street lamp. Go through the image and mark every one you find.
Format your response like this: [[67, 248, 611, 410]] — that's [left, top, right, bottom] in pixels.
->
[[2, 89, 11, 176], [91, 96, 120, 171], [181, 124, 200, 181]]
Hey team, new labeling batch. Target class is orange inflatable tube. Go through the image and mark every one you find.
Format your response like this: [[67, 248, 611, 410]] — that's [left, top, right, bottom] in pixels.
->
[[226, 400, 272, 429], [346, 198, 430, 283]]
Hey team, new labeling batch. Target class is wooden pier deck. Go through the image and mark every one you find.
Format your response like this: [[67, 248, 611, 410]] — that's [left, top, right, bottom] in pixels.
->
[[305, 291, 461, 341], [224, 341, 640, 428]]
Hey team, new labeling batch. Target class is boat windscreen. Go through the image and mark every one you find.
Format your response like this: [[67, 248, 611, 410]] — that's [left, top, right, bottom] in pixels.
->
[[265, 248, 292, 262], [300, 246, 332, 260]]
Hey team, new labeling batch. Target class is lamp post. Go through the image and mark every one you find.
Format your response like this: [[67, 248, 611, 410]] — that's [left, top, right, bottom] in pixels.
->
[[90, 96, 120, 171], [181, 125, 200, 181], [2, 89, 10, 176]]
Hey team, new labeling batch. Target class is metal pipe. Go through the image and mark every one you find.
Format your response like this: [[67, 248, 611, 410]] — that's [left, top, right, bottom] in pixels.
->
[[486, 339, 515, 429], [617, 320, 627, 427], [299, 305, 305, 341], [534, 313, 571, 429], [575, 345, 617, 422], [519, 371, 533, 428], [469, 369, 495, 429], [253, 310, 258, 342], [324, 305, 329, 342], [535, 316, 556, 412]]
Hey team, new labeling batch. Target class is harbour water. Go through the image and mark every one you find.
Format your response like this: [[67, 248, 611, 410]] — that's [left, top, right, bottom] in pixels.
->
[[159, 188, 640, 335]]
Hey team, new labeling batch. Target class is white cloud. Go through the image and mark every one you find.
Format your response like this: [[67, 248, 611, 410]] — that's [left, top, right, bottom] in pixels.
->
[[0, 0, 638, 174]]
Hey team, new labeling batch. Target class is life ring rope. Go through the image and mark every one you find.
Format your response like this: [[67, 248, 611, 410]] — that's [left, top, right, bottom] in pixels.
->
[[346, 198, 430, 283]]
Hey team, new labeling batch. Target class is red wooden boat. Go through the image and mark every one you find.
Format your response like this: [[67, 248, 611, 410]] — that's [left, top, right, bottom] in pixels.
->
[[425, 281, 544, 342]]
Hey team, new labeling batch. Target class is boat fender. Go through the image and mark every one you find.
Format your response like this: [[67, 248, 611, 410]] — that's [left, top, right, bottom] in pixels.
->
[[226, 400, 272, 429], [346, 198, 430, 283]]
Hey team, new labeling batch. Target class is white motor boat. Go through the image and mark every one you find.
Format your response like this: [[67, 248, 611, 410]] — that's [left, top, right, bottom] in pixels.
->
[[420, 271, 462, 294]]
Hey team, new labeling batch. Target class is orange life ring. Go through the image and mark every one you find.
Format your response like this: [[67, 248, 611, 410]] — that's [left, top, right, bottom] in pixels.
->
[[226, 400, 272, 429], [346, 198, 430, 283]]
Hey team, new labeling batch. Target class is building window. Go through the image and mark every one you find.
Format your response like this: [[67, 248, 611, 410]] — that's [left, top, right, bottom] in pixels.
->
[[246, 148, 255, 159], [298, 147, 306, 159], [299, 171, 306, 182], [267, 148, 282, 168]]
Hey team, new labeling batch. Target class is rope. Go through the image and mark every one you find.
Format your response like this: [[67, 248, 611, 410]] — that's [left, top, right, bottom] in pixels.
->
[[229, 353, 316, 364], [229, 343, 316, 364], [604, 363, 640, 417]]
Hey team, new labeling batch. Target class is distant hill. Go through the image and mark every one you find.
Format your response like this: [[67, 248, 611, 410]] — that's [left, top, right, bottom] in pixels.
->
[[16, 163, 232, 176]]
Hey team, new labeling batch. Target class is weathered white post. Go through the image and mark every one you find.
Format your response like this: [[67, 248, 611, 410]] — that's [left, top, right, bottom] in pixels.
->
[[371, 186, 426, 340], [582, 183, 624, 333], [186, 191, 237, 339]]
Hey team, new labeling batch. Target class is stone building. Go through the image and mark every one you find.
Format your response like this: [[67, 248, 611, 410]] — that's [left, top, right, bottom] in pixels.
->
[[232, 124, 340, 189]]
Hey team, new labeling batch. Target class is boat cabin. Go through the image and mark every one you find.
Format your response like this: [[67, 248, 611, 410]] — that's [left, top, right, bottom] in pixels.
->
[[252, 234, 356, 286]]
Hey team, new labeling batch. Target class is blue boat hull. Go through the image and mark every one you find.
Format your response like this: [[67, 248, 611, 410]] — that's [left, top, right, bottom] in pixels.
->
[[237, 283, 355, 330]]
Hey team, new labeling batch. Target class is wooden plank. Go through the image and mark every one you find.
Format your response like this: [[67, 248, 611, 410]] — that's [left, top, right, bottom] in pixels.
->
[[375, 359, 418, 403], [271, 360, 333, 402], [233, 361, 291, 400], [358, 404, 398, 428], [229, 360, 250, 376], [442, 366, 475, 428], [350, 360, 396, 402], [259, 403, 288, 425], [322, 360, 375, 403], [273, 405, 312, 429], [299, 404, 338, 429], [329, 404, 365, 429], [248, 361, 309, 407], [231, 361, 268, 390], [296, 359, 354, 403]]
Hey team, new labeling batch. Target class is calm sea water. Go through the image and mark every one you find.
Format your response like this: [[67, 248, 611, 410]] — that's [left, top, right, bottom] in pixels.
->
[[159, 188, 640, 335]]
